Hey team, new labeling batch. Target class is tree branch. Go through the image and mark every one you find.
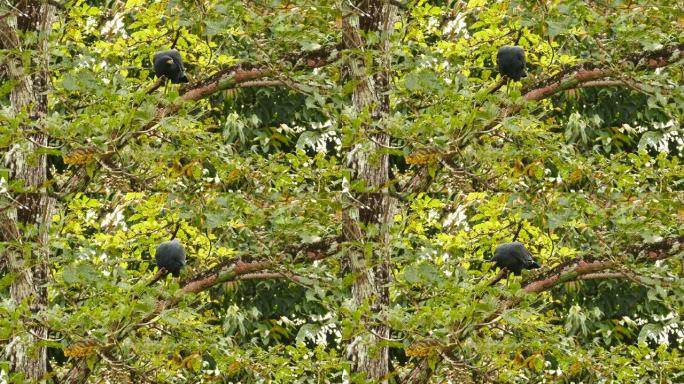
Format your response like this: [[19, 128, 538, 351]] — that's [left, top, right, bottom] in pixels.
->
[[496, 44, 683, 131], [402, 234, 684, 383], [58, 45, 340, 193], [61, 235, 340, 383], [237, 79, 288, 88], [574, 80, 631, 88], [576, 272, 629, 281], [522, 234, 684, 293], [236, 271, 299, 281], [401, 43, 684, 194]]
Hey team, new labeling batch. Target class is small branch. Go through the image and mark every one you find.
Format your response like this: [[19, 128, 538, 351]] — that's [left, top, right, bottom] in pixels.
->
[[487, 269, 509, 286], [574, 80, 629, 88], [523, 67, 612, 101], [236, 271, 299, 281], [146, 268, 169, 287], [474, 314, 502, 329], [237, 79, 288, 88], [369, 328, 404, 342], [576, 272, 629, 281], [487, 77, 507, 94], [576, 269, 654, 287], [574, 77, 655, 96], [27, 329, 63, 342], [145, 77, 166, 94]]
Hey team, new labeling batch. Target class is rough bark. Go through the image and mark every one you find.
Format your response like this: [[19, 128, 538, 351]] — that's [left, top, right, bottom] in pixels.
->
[[341, 0, 398, 381], [0, 1, 56, 381]]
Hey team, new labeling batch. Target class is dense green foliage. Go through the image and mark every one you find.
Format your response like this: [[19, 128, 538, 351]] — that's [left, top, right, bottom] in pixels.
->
[[1, 0, 683, 382]]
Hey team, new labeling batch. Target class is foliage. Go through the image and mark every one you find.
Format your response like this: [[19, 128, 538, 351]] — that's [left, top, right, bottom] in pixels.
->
[[1, 0, 683, 382]]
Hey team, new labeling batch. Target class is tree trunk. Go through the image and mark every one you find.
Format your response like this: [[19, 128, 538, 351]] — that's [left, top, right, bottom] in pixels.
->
[[0, 1, 55, 381], [342, 0, 397, 381]]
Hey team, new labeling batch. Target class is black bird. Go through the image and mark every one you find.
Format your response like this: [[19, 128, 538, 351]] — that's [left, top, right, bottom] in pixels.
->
[[490, 242, 540, 275], [153, 50, 189, 84], [497, 46, 526, 81], [155, 239, 186, 277]]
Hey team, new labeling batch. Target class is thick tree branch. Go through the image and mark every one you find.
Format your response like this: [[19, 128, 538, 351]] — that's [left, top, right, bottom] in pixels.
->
[[59, 45, 340, 193], [523, 43, 684, 98], [402, 234, 684, 383], [497, 44, 683, 132], [402, 43, 684, 194], [61, 236, 340, 383], [181, 240, 336, 292], [522, 234, 684, 293]]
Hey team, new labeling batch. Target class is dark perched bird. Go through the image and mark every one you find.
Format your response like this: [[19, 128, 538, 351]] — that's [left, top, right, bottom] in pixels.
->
[[490, 242, 540, 275], [497, 46, 526, 81], [153, 50, 189, 84], [155, 239, 186, 277]]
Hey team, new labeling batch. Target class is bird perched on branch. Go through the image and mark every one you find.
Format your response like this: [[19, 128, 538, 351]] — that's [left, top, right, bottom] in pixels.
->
[[497, 46, 526, 81], [153, 50, 189, 84], [490, 242, 540, 275], [155, 238, 186, 277], [147, 239, 186, 286], [487, 242, 540, 286]]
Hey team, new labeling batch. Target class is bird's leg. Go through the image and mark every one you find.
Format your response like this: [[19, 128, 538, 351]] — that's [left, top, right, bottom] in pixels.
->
[[505, 270, 515, 288]]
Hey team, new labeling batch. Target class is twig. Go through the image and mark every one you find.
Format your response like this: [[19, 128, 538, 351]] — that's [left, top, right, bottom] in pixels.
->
[[368, 328, 404, 342], [27, 329, 63, 342], [237, 79, 288, 88]]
